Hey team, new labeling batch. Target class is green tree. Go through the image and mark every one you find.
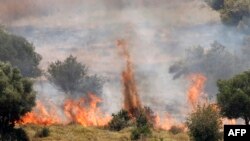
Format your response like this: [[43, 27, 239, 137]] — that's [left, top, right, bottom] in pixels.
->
[[0, 62, 36, 134], [205, 0, 250, 26], [0, 29, 42, 77], [217, 70, 250, 125], [205, 0, 224, 10], [186, 104, 222, 141], [48, 55, 103, 96]]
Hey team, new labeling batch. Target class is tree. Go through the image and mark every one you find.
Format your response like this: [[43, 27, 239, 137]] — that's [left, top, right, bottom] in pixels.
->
[[205, 0, 224, 10], [0, 28, 42, 77], [205, 0, 250, 26], [47, 55, 103, 96], [217, 70, 250, 125], [0, 62, 36, 133], [186, 104, 222, 141]]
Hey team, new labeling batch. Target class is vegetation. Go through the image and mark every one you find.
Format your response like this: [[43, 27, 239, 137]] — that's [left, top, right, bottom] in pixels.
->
[[205, 0, 250, 26], [205, 0, 224, 10], [22, 124, 189, 141], [217, 70, 250, 125], [108, 109, 131, 131], [131, 113, 152, 140], [169, 125, 184, 135], [35, 127, 50, 138], [47, 55, 103, 96], [186, 104, 222, 141], [0, 29, 42, 77], [0, 128, 29, 141], [0, 62, 35, 140]]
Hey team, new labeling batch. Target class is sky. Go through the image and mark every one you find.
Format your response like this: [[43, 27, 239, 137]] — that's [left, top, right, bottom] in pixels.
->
[[0, 0, 242, 120]]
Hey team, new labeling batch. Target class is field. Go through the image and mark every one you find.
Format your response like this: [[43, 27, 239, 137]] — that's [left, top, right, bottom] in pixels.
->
[[21, 124, 189, 141]]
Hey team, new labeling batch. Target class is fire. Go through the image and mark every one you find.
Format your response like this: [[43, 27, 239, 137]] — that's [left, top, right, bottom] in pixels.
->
[[117, 39, 142, 117], [187, 73, 206, 108], [18, 101, 60, 125], [64, 93, 111, 126], [223, 118, 236, 125], [18, 93, 111, 126], [155, 113, 175, 130]]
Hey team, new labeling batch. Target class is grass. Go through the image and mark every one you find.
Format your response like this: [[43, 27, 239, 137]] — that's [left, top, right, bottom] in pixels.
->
[[20, 124, 189, 141]]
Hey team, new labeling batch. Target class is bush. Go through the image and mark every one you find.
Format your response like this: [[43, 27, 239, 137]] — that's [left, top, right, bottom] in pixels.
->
[[35, 127, 50, 138], [131, 113, 152, 140], [0, 128, 29, 141], [108, 109, 131, 131], [169, 125, 184, 135], [186, 104, 222, 141], [0, 62, 36, 133]]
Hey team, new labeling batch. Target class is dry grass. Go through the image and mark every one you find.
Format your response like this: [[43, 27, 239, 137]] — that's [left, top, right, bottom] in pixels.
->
[[21, 124, 189, 141]]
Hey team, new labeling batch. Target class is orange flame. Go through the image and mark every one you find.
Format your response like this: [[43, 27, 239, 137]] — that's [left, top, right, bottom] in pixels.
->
[[155, 113, 175, 130], [18, 101, 61, 125], [64, 93, 111, 126], [117, 39, 142, 117], [187, 73, 206, 108], [18, 93, 111, 126]]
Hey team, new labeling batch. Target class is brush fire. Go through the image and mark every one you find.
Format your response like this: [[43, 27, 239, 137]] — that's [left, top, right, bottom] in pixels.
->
[[16, 39, 209, 131], [1, 1, 250, 141]]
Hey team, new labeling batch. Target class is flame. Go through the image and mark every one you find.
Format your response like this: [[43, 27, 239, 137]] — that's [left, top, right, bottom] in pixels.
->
[[117, 39, 142, 117], [18, 101, 60, 125], [187, 73, 206, 108], [18, 93, 111, 126], [223, 118, 236, 125], [155, 113, 175, 130], [64, 93, 111, 126]]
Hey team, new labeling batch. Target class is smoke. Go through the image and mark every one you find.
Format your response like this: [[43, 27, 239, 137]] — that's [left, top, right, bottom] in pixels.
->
[[2, 0, 245, 122]]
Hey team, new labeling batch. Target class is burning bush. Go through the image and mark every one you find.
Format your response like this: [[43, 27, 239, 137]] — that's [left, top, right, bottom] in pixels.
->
[[186, 104, 222, 141], [108, 109, 131, 131]]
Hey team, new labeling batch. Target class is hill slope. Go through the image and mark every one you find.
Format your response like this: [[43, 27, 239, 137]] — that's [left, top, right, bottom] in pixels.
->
[[21, 124, 189, 141]]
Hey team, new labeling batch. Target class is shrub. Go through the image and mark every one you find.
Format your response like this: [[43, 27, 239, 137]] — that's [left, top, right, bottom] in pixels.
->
[[35, 127, 50, 138], [0, 128, 29, 141], [108, 109, 131, 131], [169, 125, 184, 135], [186, 104, 222, 141], [131, 113, 152, 140], [0, 62, 36, 134]]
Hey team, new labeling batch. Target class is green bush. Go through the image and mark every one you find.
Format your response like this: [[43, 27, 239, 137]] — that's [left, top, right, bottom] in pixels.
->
[[0, 62, 36, 134], [35, 127, 50, 138], [108, 109, 131, 131], [131, 113, 152, 140], [186, 104, 222, 141], [0, 128, 29, 141], [169, 125, 184, 135]]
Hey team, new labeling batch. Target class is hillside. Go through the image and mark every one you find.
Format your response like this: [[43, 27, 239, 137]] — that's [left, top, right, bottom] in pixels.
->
[[21, 124, 189, 141]]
